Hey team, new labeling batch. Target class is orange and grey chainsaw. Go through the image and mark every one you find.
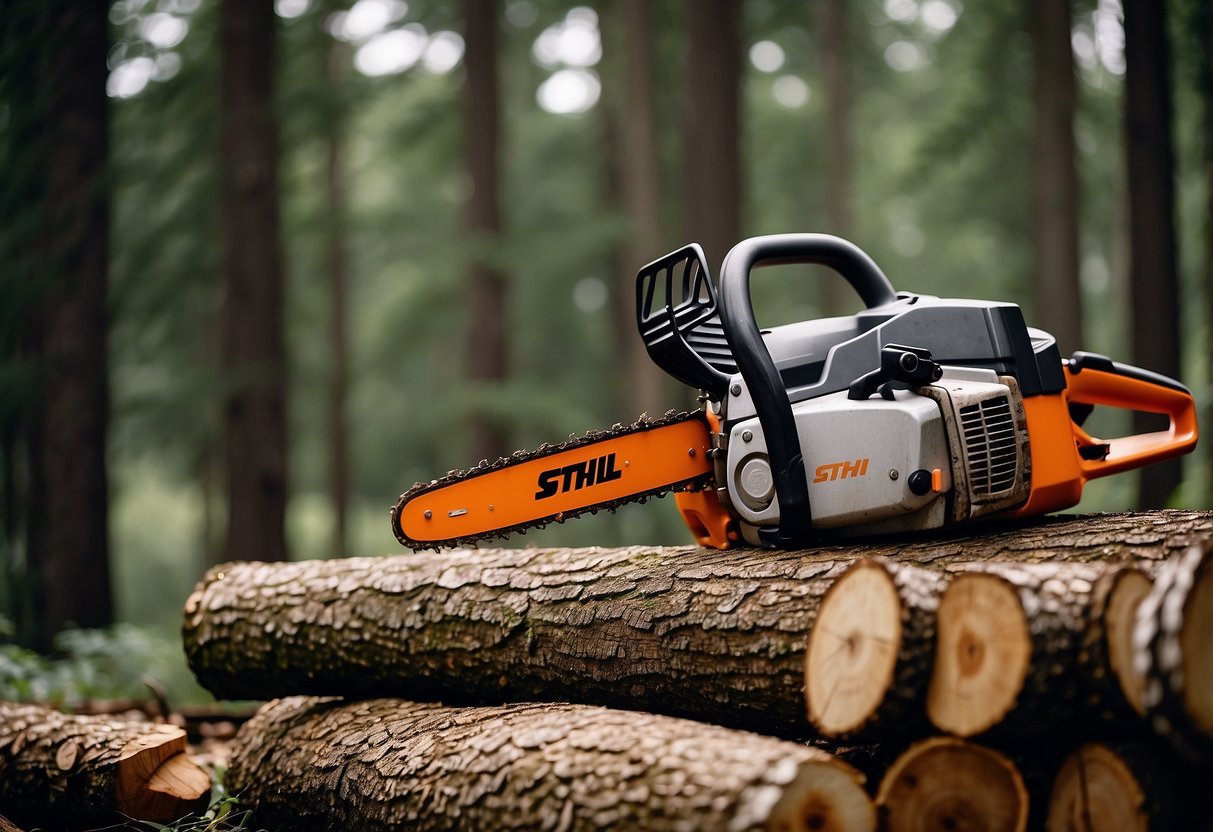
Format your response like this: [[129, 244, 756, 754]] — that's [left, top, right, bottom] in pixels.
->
[[392, 234, 1198, 550]]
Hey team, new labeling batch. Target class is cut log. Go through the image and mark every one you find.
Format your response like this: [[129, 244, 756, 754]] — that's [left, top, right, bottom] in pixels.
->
[[184, 546, 853, 736], [926, 561, 1153, 737], [1133, 540, 1213, 757], [804, 558, 945, 740], [0, 701, 211, 826], [1045, 740, 1204, 831], [227, 696, 876, 832], [875, 736, 1028, 832]]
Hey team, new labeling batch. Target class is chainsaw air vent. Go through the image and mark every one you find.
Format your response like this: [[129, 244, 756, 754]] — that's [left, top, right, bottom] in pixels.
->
[[959, 396, 1018, 498]]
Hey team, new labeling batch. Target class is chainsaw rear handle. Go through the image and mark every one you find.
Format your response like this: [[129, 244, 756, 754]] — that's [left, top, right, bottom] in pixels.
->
[[717, 234, 899, 548], [1065, 352, 1198, 480]]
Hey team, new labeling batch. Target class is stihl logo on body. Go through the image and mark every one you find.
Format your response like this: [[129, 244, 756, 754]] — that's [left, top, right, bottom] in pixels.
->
[[813, 458, 870, 484], [535, 453, 624, 500]]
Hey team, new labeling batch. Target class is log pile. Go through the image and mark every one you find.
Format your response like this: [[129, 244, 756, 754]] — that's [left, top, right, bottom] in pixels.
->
[[177, 510, 1213, 829]]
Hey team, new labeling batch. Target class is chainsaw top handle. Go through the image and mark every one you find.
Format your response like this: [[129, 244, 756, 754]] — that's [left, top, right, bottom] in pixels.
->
[[717, 233, 900, 548]]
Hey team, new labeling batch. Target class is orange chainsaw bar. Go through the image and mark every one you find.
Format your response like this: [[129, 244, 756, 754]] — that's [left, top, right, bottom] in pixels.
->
[[392, 411, 714, 549]]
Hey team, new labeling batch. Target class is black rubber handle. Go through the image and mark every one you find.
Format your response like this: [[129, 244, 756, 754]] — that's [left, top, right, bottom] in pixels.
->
[[717, 234, 899, 548]]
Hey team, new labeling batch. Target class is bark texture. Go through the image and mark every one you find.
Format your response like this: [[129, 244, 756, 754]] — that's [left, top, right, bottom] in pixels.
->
[[0, 702, 210, 827], [184, 546, 850, 736], [875, 737, 1028, 832], [227, 697, 875, 832], [805, 559, 945, 741], [927, 561, 1153, 737], [1133, 540, 1213, 757]]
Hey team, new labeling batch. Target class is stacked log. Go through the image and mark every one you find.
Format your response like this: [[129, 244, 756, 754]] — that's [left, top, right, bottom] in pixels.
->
[[0, 701, 210, 827], [177, 510, 1213, 827]]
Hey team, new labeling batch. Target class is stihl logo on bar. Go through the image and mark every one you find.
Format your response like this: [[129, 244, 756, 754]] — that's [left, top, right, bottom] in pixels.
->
[[813, 458, 870, 484], [535, 453, 624, 500]]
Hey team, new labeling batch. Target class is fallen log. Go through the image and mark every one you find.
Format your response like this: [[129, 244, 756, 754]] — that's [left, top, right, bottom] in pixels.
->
[[804, 558, 945, 740], [1044, 740, 1206, 831], [227, 697, 876, 832], [1133, 540, 1213, 757], [0, 701, 211, 827], [925, 560, 1153, 737], [874, 736, 1028, 832], [183, 512, 1211, 737]]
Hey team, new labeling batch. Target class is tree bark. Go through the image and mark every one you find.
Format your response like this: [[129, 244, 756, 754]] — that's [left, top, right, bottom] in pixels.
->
[[1133, 540, 1213, 758], [463, 0, 509, 463], [682, 0, 741, 270], [220, 0, 289, 563], [0, 815, 25, 832], [875, 737, 1029, 832], [227, 697, 875, 832], [804, 558, 945, 741], [0, 702, 210, 827], [926, 560, 1154, 737], [184, 546, 850, 736], [1029, 0, 1083, 355], [30, 0, 113, 650], [1123, 0, 1183, 509]]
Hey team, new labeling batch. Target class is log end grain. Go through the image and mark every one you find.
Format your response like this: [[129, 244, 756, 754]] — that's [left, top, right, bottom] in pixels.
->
[[768, 749, 877, 832], [1103, 568, 1153, 716], [1045, 743, 1147, 832], [118, 752, 212, 822], [927, 573, 1031, 736], [875, 737, 1028, 832], [1178, 549, 1213, 737], [805, 560, 902, 737]]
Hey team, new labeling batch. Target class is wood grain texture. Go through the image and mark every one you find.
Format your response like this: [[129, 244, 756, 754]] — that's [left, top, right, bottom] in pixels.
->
[[0, 701, 209, 827], [227, 697, 876, 832]]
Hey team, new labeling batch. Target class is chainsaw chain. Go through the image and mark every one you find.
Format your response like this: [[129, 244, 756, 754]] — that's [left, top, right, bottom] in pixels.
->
[[390, 409, 712, 551]]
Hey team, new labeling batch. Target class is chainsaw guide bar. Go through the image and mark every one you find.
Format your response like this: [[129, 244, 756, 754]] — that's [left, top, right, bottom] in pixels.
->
[[390, 410, 714, 550]]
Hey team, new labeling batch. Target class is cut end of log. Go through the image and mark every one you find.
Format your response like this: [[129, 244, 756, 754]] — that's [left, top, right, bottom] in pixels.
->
[[1045, 743, 1147, 832], [1180, 548, 1213, 737], [1105, 568, 1153, 716], [875, 737, 1028, 832], [805, 560, 902, 738], [116, 727, 210, 822], [766, 755, 876, 832], [927, 572, 1031, 736]]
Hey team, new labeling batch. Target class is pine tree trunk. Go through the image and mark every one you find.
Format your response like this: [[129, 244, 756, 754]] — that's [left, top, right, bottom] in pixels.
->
[[926, 560, 1154, 737], [805, 559, 945, 741], [463, 0, 509, 463], [0, 702, 210, 827], [1123, 0, 1183, 509], [227, 697, 875, 832], [220, 0, 289, 563], [1030, 0, 1083, 355], [875, 737, 1029, 832]]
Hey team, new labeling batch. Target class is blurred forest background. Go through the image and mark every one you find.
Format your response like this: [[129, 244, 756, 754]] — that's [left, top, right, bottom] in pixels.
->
[[0, 0, 1210, 704]]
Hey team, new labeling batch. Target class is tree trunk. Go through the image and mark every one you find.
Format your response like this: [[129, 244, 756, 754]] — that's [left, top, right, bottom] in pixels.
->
[[1133, 540, 1213, 758], [28, 1, 113, 650], [227, 697, 875, 832], [682, 0, 741, 270], [184, 546, 850, 736], [817, 0, 853, 317], [875, 737, 1029, 832], [1029, 0, 1083, 355], [0, 702, 210, 827], [220, 0, 289, 563], [926, 560, 1155, 737], [463, 0, 509, 463], [1123, 0, 1183, 509], [805, 558, 946, 741], [1198, 0, 1213, 506], [1045, 740, 1206, 831]]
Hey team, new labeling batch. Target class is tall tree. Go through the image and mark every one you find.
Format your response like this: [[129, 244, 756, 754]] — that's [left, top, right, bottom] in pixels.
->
[[1123, 0, 1183, 509], [682, 0, 741, 271], [220, 0, 289, 562], [1029, 0, 1083, 355], [817, 0, 852, 316], [23, 2, 115, 648], [463, 0, 509, 463], [1195, 0, 1213, 501]]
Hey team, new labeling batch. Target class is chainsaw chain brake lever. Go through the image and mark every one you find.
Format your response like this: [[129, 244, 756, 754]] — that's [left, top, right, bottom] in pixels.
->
[[847, 344, 944, 401]]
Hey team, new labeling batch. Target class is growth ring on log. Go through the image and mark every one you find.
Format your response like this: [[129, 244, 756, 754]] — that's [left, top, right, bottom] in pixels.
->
[[1045, 743, 1147, 832]]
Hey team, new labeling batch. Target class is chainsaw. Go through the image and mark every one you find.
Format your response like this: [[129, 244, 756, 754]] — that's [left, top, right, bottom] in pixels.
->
[[392, 234, 1198, 550]]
